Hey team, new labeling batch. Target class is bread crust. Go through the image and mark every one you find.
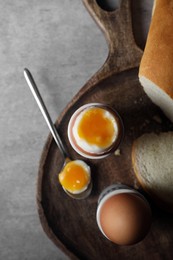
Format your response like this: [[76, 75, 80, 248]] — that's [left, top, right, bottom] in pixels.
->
[[132, 136, 173, 214], [139, 0, 173, 99]]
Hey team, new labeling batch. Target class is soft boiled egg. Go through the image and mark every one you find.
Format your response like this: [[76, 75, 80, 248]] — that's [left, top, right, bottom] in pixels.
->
[[73, 107, 118, 152], [59, 160, 91, 194], [68, 103, 123, 159]]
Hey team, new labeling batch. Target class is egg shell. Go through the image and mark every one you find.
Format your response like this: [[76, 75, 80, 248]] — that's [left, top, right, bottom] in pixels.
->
[[99, 193, 152, 245]]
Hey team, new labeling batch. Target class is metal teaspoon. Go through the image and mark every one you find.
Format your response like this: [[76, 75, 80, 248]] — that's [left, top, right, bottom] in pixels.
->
[[24, 68, 92, 199]]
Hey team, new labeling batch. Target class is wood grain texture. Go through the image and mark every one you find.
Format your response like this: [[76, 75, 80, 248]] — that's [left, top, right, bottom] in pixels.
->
[[37, 0, 173, 259]]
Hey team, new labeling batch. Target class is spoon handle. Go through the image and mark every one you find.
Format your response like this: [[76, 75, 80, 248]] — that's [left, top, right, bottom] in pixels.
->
[[24, 68, 67, 159]]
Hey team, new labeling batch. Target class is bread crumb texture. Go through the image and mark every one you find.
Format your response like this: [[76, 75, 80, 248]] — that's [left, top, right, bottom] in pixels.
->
[[133, 132, 173, 206]]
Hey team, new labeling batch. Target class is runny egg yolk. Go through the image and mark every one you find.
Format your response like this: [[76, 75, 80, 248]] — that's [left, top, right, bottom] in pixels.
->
[[77, 107, 116, 148], [59, 161, 90, 193]]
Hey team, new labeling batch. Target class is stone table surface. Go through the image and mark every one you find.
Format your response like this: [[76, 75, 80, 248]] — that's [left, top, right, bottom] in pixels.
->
[[0, 1, 153, 259]]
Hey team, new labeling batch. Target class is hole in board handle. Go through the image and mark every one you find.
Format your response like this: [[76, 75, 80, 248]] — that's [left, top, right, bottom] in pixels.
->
[[96, 0, 121, 12]]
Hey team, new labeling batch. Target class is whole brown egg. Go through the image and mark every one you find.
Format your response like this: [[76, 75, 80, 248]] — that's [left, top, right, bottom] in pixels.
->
[[99, 193, 152, 245]]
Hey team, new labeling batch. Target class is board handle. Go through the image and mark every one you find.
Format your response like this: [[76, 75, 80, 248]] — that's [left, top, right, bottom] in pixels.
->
[[83, 0, 142, 76]]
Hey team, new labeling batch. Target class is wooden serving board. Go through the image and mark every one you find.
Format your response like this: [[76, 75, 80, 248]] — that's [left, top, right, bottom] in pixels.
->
[[37, 1, 173, 259]]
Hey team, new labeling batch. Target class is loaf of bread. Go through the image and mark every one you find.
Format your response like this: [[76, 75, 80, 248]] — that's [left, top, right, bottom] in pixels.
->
[[132, 132, 173, 213], [139, 0, 173, 122]]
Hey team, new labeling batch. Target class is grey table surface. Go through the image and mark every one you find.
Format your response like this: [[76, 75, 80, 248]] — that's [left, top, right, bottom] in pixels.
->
[[0, 1, 153, 259]]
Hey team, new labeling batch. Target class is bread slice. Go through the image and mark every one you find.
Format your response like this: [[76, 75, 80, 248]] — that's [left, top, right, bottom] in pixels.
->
[[132, 132, 173, 213], [139, 0, 173, 122]]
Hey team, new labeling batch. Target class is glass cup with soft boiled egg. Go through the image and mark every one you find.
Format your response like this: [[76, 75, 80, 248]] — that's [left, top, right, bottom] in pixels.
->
[[68, 103, 124, 159]]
